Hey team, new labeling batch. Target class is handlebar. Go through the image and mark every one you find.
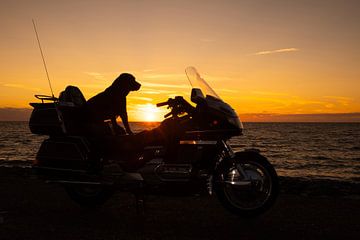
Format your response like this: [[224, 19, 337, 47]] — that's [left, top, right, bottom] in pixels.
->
[[156, 101, 169, 107], [156, 96, 195, 119], [164, 112, 172, 118]]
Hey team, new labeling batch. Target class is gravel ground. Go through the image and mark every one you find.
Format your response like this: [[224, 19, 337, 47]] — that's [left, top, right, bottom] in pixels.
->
[[0, 167, 359, 240]]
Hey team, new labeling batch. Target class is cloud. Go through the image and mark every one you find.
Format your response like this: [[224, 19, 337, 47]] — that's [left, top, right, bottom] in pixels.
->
[[142, 69, 157, 72], [128, 96, 153, 102], [83, 72, 107, 81], [323, 96, 352, 106], [141, 90, 161, 95], [253, 48, 299, 56], [251, 91, 290, 96], [217, 88, 238, 94], [204, 75, 235, 82], [140, 88, 176, 94], [141, 81, 190, 89], [3, 84, 41, 91], [80, 83, 107, 89], [142, 73, 184, 79]]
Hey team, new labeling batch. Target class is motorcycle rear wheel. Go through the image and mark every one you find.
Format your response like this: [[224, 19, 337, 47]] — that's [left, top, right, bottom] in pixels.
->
[[214, 152, 279, 217], [64, 184, 114, 207]]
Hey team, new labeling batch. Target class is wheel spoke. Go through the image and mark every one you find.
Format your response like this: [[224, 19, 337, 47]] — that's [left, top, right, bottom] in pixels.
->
[[223, 162, 273, 210]]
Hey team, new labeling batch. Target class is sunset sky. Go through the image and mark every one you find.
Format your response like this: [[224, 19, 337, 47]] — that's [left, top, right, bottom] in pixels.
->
[[0, 0, 359, 121]]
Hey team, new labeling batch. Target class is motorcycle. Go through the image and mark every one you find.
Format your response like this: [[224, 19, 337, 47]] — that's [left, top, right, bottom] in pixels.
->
[[29, 66, 278, 217]]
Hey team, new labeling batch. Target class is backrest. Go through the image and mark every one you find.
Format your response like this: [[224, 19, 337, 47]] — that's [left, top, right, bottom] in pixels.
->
[[57, 86, 87, 135], [59, 85, 86, 107]]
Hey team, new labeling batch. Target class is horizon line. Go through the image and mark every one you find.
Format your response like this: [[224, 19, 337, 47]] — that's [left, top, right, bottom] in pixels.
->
[[1, 107, 360, 122], [1, 120, 360, 123]]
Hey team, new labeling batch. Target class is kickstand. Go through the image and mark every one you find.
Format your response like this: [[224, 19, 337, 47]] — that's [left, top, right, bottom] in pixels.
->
[[134, 183, 146, 216], [133, 186, 147, 233], [133, 187, 146, 234]]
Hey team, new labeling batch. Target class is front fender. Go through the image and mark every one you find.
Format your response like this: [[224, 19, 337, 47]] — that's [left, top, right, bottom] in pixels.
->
[[233, 149, 267, 161], [215, 149, 267, 174]]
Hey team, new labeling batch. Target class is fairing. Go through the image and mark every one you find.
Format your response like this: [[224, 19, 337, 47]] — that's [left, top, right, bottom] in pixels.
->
[[185, 66, 243, 131]]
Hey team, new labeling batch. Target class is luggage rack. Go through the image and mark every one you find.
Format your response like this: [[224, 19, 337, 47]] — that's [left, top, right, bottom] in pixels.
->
[[35, 94, 58, 103]]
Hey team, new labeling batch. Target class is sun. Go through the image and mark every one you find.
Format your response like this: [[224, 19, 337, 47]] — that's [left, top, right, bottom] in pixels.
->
[[139, 103, 161, 122]]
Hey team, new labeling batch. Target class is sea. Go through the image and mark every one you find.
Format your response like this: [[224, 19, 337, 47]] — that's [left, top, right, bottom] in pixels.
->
[[0, 122, 359, 182]]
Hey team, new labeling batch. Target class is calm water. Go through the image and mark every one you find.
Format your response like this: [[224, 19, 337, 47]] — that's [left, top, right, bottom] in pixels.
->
[[0, 122, 359, 182]]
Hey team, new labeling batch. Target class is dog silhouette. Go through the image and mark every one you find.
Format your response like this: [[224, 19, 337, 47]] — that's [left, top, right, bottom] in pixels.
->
[[86, 73, 141, 134]]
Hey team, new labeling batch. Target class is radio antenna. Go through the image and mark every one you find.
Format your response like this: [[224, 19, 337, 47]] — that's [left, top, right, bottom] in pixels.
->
[[32, 19, 54, 97]]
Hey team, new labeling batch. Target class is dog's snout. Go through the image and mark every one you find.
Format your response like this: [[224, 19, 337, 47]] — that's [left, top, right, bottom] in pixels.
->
[[134, 81, 141, 91]]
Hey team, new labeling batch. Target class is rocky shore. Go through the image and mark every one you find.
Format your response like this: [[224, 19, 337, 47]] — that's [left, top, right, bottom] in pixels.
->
[[1, 166, 360, 239]]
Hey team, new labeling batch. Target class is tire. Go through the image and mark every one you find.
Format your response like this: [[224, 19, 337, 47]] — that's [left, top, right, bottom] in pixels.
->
[[214, 151, 279, 217], [64, 184, 114, 207]]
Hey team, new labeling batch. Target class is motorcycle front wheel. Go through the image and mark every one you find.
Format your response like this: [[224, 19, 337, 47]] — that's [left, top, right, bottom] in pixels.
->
[[64, 184, 114, 207], [214, 151, 279, 217]]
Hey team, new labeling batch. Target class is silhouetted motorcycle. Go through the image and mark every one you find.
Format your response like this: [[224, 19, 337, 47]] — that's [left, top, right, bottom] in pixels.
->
[[29, 67, 278, 217]]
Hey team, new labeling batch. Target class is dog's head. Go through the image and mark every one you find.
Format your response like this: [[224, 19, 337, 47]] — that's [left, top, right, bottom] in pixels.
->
[[111, 73, 141, 94]]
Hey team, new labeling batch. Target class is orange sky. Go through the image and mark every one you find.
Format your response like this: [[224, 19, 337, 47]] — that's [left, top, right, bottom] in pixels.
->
[[0, 0, 359, 121]]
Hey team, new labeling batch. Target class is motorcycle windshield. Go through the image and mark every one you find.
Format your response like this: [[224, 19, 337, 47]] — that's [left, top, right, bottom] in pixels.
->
[[185, 66, 243, 132], [185, 66, 221, 100]]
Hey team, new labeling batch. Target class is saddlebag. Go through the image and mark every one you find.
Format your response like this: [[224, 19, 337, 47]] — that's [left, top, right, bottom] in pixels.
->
[[35, 136, 96, 171]]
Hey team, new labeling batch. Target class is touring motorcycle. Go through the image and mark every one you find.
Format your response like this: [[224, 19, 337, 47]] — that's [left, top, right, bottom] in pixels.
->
[[29, 67, 278, 217]]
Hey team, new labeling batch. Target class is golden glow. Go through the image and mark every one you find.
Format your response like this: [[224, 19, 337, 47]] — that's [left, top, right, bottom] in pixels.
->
[[133, 103, 164, 122], [0, 1, 360, 122], [141, 104, 157, 122]]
